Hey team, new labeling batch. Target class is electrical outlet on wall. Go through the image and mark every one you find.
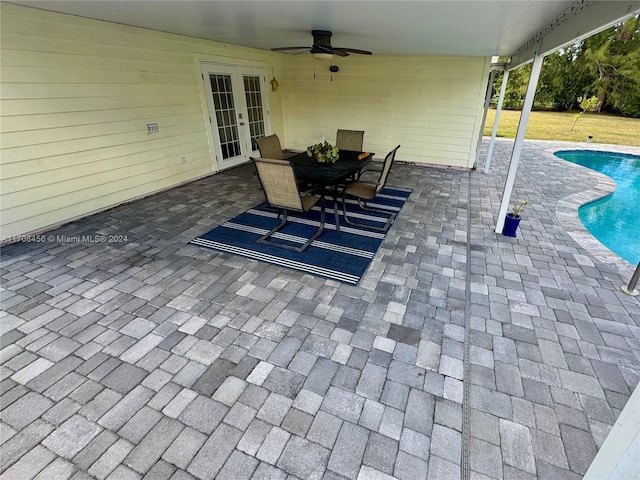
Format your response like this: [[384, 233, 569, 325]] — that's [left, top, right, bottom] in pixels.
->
[[181, 156, 187, 165], [147, 123, 159, 134]]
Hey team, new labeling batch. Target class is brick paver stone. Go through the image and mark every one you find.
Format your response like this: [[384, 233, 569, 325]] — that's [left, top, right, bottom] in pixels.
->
[[1, 391, 54, 429], [216, 450, 259, 480], [42, 414, 102, 459], [237, 419, 271, 456], [161, 427, 207, 470], [499, 419, 536, 475], [277, 436, 330, 480], [321, 386, 365, 423], [98, 386, 154, 431], [0, 445, 57, 480], [188, 423, 243, 479], [256, 427, 290, 464], [124, 417, 184, 474], [88, 438, 134, 479], [363, 431, 398, 475], [394, 450, 428, 480], [179, 395, 228, 434], [10, 358, 54, 385]]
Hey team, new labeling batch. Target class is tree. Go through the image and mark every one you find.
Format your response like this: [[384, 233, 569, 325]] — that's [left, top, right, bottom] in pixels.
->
[[492, 15, 640, 117], [574, 16, 640, 117], [537, 46, 591, 111], [570, 95, 600, 131], [492, 65, 531, 110]]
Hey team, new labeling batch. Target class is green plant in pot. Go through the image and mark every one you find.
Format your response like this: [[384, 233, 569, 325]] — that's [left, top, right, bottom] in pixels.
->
[[307, 141, 339, 163], [503, 200, 529, 237]]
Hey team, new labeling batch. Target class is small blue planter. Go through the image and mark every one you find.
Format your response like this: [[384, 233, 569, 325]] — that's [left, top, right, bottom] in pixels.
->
[[502, 213, 522, 237]]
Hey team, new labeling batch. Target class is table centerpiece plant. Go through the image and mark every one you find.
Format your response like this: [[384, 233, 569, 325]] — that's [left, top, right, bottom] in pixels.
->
[[307, 141, 339, 164]]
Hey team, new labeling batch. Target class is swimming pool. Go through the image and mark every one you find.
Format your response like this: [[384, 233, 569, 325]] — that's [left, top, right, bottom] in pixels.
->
[[554, 150, 640, 265]]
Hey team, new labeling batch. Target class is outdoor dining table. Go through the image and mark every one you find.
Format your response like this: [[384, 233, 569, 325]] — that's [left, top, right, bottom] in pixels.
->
[[288, 150, 374, 230]]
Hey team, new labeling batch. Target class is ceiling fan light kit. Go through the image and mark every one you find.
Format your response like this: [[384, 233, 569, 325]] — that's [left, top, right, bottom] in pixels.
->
[[312, 52, 333, 61]]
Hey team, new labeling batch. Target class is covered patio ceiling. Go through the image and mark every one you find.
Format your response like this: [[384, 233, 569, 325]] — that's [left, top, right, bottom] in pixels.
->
[[9, 0, 640, 64]]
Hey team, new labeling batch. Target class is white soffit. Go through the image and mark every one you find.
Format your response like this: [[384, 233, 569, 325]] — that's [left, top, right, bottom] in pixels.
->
[[3, 0, 579, 56], [5, 0, 639, 60]]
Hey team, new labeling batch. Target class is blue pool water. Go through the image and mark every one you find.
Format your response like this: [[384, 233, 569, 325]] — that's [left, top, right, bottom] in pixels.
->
[[554, 150, 640, 265]]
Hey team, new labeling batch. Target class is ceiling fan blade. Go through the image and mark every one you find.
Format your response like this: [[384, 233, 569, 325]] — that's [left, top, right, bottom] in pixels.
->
[[334, 47, 373, 55], [273, 32, 373, 58], [271, 46, 310, 52], [311, 44, 333, 54]]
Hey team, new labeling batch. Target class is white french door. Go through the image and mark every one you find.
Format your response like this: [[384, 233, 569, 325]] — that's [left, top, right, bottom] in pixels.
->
[[201, 64, 269, 171]]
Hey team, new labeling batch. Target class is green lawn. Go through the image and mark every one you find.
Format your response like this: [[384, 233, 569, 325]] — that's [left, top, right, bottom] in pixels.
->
[[483, 109, 640, 147]]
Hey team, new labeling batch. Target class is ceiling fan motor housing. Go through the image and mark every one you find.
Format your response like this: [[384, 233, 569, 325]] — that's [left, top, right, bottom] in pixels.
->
[[311, 30, 333, 54]]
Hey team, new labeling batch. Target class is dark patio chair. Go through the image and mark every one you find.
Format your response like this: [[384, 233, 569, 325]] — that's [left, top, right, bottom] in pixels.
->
[[336, 129, 383, 180], [252, 157, 325, 252], [341, 145, 401, 232], [336, 129, 364, 151], [256, 134, 297, 160]]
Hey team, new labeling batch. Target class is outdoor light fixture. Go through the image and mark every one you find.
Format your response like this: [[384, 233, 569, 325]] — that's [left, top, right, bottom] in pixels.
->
[[270, 69, 279, 92]]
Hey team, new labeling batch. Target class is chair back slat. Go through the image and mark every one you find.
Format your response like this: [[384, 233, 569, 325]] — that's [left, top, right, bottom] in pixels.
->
[[256, 134, 284, 160], [376, 145, 401, 194], [336, 130, 364, 152], [253, 157, 303, 210]]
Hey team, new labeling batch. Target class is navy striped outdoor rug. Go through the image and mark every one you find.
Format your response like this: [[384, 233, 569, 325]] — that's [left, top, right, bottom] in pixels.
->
[[191, 186, 412, 284]]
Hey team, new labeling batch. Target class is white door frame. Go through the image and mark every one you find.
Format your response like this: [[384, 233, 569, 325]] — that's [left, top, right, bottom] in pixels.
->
[[200, 63, 270, 171]]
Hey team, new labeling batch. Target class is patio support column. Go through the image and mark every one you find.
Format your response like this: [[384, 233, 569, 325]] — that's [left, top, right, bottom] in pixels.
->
[[473, 69, 497, 169], [484, 68, 509, 174], [494, 52, 544, 234]]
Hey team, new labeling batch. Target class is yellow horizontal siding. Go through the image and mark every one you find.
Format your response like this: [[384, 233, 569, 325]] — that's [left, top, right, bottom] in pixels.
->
[[2, 147, 211, 210], [1, 65, 196, 85], [1, 94, 201, 116], [2, 161, 209, 235], [2, 82, 202, 99], [1, 132, 207, 185], [1, 49, 193, 72], [0, 104, 203, 132], [2, 122, 205, 163], [0, 3, 284, 239], [281, 55, 489, 167], [1, 33, 192, 65], [1, 113, 204, 149]]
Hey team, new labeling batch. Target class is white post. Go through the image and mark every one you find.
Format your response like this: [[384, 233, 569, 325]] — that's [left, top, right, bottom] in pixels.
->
[[484, 69, 509, 174], [584, 381, 640, 479], [473, 69, 496, 169], [495, 53, 544, 234]]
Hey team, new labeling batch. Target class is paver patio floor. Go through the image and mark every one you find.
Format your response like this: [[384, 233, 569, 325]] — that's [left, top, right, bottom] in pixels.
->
[[1, 139, 639, 480]]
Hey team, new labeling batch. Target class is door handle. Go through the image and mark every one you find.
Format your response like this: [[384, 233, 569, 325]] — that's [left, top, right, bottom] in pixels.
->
[[239, 122, 245, 126]]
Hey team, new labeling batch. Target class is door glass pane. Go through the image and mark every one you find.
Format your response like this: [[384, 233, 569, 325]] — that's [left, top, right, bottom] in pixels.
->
[[243, 75, 265, 151], [210, 74, 241, 160]]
